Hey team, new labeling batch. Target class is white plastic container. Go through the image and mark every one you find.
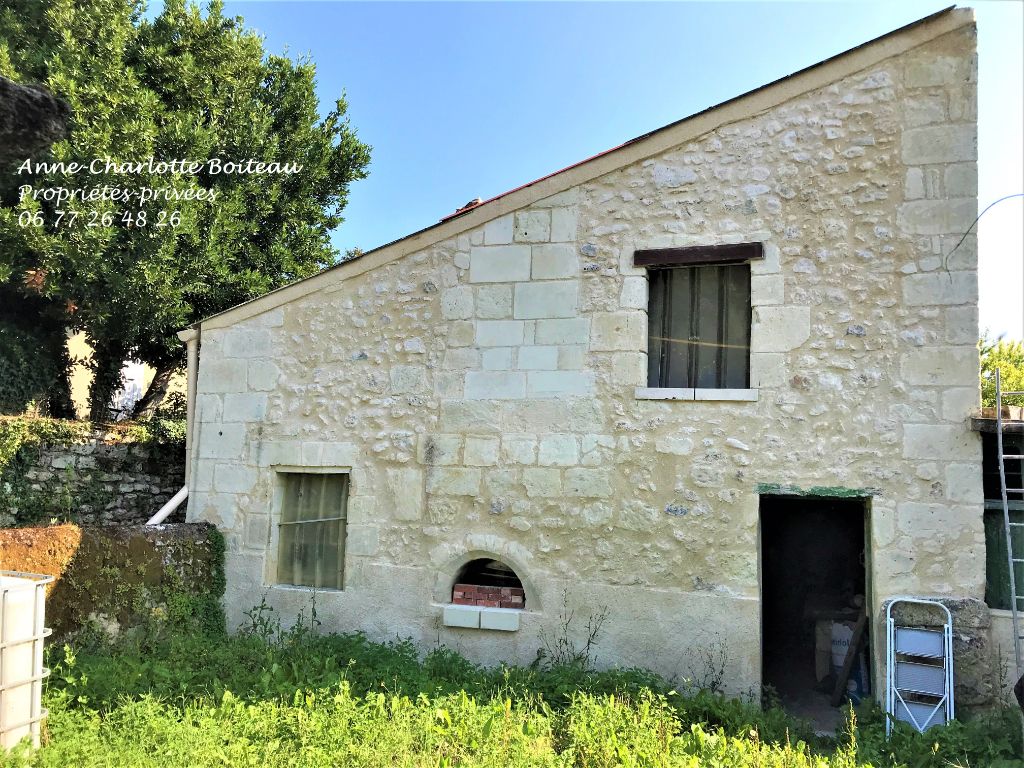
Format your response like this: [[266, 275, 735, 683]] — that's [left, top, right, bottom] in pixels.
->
[[0, 572, 53, 750]]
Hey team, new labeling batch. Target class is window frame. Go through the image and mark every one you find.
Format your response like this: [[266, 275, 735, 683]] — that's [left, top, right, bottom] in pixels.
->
[[273, 469, 350, 591], [636, 242, 762, 395]]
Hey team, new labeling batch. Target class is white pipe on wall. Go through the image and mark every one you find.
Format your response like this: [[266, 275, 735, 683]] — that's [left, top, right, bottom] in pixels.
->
[[146, 485, 189, 526]]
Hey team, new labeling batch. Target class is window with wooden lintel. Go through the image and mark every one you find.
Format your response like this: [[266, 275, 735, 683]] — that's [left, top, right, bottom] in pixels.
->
[[637, 243, 760, 390], [277, 472, 348, 590]]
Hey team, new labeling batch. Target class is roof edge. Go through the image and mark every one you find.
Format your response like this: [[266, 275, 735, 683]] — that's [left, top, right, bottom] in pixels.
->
[[198, 6, 972, 332]]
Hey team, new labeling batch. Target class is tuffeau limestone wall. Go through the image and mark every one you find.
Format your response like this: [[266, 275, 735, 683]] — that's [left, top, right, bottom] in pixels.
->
[[187, 19, 989, 700]]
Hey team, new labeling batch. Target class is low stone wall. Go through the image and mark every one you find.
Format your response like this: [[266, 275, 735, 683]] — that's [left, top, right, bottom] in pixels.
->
[[2, 424, 185, 526], [0, 523, 224, 641]]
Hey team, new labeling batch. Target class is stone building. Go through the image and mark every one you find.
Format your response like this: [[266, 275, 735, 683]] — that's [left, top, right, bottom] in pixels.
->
[[180, 8, 1010, 718]]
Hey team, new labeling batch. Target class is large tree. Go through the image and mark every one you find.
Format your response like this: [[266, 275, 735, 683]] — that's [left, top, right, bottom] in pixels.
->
[[0, 0, 370, 418]]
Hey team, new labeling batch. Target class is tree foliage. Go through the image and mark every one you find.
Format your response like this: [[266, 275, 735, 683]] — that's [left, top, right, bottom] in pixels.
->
[[980, 335, 1024, 408], [0, 0, 370, 417]]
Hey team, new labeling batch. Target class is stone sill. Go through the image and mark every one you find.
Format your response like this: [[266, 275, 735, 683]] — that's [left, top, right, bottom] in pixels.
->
[[634, 387, 759, 402], [441, 603, 522, 631], [989, 608, 1015, 619], [271, 583, 345, 594]]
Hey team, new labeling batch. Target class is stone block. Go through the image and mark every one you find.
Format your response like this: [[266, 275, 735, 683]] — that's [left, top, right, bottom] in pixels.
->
[[213, 463, 258, 494], [482, 348, 513, 370], [751, 274, 784, 306], [464, 437, 499, 466], [536, 318, 590, 345], [441, 286, 474, 319], [611, 352, 645, 385], [417, 434, 462, 465], [223, 393, 268, 423], [945, 306, 978, 344], [517, 345, 559, 370], [905, 168, 925, 200], [944, 163, 977, 198], [476, 284, 512, 319], [464, 371, 527, 400], [590, 312, 645, 351], [390, 364, 428, 394], [385, 468, 424, 520], [618, 276, 648, 310], [426, 467, 481, 496], [538, 435, 578, 466], [469, 245, 531, 283], [902, 125, 976, 165], [944, 462, 982, 503], [523, 468, 561, 498], [897, 199, 976, 236], [346, 525, 380, 556], [483, 214, 513, 245], [558, 345, 586, 370], [531, 243, 578, 279], [513, 281, 579, 319], [248, 361, 280, 391], [564, 468, 612, 498], [900, 347, 978, 386], [514, 210, 550, 243], [196, 394, 223, 422], [197, 423, 246, 460], [223, 328, 272, 359], [198, 359, 247, 393], [476, 320, 525, 347], [749, 353, 786, 388], [444, 348, 480, 369], [751, 306, 810, 352], [905, 56, 968, 89], [902, 271, 977, 306], [941, 386, 979, 421], [549, 208, 578, 243], [527, 371, 595, 398], [502, 435, 537, 465], [903, 425, 978, 461]]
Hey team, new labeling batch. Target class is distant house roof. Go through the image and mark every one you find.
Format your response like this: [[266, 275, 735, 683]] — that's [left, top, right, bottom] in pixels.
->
[[189, 5, 970, 334]]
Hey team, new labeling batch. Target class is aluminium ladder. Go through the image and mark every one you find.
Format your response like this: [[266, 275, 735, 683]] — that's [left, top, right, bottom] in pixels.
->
[[995, 368, 1024, 682]]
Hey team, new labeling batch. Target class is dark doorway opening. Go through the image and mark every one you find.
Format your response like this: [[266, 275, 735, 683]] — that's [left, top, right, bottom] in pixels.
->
[[760, 495, 869, 732]]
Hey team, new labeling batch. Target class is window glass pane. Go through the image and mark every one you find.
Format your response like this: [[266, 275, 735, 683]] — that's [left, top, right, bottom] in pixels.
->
[[277, 473, 348, 588], [984, 508, 1024, 610], [982, 433, 1024, 501], [646, 263, 750, 389]]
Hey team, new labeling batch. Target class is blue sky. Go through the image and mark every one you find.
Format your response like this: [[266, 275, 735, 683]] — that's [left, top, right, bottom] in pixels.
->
[[217, 1, 1023, 338]]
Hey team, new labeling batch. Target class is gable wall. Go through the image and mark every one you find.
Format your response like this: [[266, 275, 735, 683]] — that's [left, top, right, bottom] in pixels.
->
[[188, 24, 983, 698]]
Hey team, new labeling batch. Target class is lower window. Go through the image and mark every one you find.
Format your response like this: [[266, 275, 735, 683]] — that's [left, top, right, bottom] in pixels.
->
[[984, 505, 1024, 611], [277, 472, 348, 589]]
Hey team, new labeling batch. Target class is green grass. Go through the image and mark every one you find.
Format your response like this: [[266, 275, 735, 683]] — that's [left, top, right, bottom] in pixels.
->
[[1, 605, 1020, 767]]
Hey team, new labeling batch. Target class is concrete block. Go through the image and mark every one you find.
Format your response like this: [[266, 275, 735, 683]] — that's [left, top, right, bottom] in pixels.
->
[[426, 467, 481, 496], [513, 281, 579, 319], [531, 243, 578, 279], [470, 245, 531, 283], [482, 348, 513, 370], [483, 214, 513, 245], [443, 604, 481, 628], [465, 371, 527, 399], [479, 608, 520, 631], [527, 371, 595, 398], [590, 312, 645, 351], [536, 318, 590, 345], [751, 306, 810, 352], [476, 284, 512, 319], [441, 286, 474, 319], [900, 347, 978, 386], [476, 320, 525, 347], [549, 208, 578, 243], [517, 346, 559, 370], [514, 210, 550, 243]]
